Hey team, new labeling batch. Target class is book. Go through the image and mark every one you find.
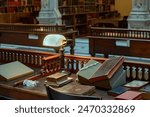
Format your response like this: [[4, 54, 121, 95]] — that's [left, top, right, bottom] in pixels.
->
[[140, 84, 150, 92], [78, 57, 126, 89], [107, 86, 130, 96], [139, 84, 150, 100], [0, 61, 34, 81], [124, 80, 149, 90], [46, 72, 68, 84], [59, 83, 96, 95], [45, 77, 73, 87], [115, 91, 143, 100], [78, 57, 124, 83]]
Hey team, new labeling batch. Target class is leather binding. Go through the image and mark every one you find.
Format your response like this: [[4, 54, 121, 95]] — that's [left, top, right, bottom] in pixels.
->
[[78, 57, 126, 89], [115, 91, 143, 100], [46, 72, 72, 87], [58, 83, 96, 95], [0, 61, 34, 81], [124, 80, 149, 90], [139, 84, 150, 100], [107, 86, 130, 96], [46, 72, 68, 83]]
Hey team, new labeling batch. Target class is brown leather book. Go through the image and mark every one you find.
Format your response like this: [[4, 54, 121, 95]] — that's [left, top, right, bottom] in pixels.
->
[[46, 72, 68, 83], [59, 83, 96, 95], [78, 57, 126, 89], [78, 57, 124, 83]]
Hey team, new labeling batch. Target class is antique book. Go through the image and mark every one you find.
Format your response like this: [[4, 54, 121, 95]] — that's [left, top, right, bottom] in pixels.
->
[[78, 57, 126, 89], [45, 77, 73, 87], [58, 83, 96, 95], [107, 86, 130, 96], [46, 72, 68, 84], [140, 84, 150, 92], [0, 61, 34, 81], [139, 84, 150, 100], [115, 91, 143, 100], [77, 59, 103, 82], [124, 80, 149, 90]]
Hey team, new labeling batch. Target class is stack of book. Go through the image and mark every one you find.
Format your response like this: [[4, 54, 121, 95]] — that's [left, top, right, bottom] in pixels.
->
[[46, 72, 72, 87]]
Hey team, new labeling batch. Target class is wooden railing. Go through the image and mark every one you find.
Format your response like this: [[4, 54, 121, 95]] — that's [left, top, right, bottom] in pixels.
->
[[63, 55, 150, 81], [0, 23, 66, 34], [89, 27, 150, 40], [0, 23, 76, 54], [88, 27, 150, 58], [0, 48, 61, 75], [34, 53, 150, 81], [123, 61, 150, 81], [1, 48, 150, 81]]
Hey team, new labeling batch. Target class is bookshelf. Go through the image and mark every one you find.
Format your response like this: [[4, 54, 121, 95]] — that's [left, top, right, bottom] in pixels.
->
[[0, 0, 40, 23], [58, 0, 117, 36], [0, 0, 118, 35], [0, 0, 40, 13]]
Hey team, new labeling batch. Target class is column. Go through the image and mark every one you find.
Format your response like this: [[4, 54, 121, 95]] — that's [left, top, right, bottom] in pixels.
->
[[37, 0, 62, 24], [128, 0, 150, 29]]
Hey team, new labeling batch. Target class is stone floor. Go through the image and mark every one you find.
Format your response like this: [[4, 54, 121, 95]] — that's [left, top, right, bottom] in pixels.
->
[[1, 37, 150, 63]]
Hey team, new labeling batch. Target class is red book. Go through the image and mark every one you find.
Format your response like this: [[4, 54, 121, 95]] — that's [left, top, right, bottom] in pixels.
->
[[115, 91, 143, 100]]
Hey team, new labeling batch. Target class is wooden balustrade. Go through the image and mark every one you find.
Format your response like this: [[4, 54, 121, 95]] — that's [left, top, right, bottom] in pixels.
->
[[1, 49, 150, 81], [89, 27, 150, 40], [88, 27, 150, 58], [0, 48, 57, 68], [123, 61, 150, 81], [42, 54, 61, 75], [0, 23, 66, 34], [63, 55, 150, 81]]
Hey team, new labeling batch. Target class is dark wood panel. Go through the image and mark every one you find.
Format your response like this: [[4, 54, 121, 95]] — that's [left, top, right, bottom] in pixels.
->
[[89, 38, 150, 58]]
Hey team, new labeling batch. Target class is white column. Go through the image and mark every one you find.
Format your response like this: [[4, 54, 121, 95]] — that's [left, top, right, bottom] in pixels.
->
[[37, 0, 62, 24], [128, 0, 150, 29]]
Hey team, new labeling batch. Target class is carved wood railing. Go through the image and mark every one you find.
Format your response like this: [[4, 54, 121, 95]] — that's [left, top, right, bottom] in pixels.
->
[[64, 54, 107, 73], [1, 48, 150, 81], [89, 27, 150, 40], [123, 61, 150, 81], [0, 23, 66, 34], [63, 55, 150, 81], [0, 48, 61, 75]]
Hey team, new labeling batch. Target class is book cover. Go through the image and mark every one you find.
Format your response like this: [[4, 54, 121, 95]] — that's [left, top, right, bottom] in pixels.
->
[[59, 83, 96, 95], [45, 77, 73, 87], [140, 84, 150, 92], [140, 85, 150, 99], [46, 72, 68, 83], [115, 91, 143, 100], [124, 80, 149, 90], [0, 61, 34, 81], [107, 86, 130, 96], [78, 57, 124, 84]]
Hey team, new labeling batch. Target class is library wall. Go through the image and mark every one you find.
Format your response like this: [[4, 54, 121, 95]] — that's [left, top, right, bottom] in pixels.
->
[[115, 0, 132, 17]]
